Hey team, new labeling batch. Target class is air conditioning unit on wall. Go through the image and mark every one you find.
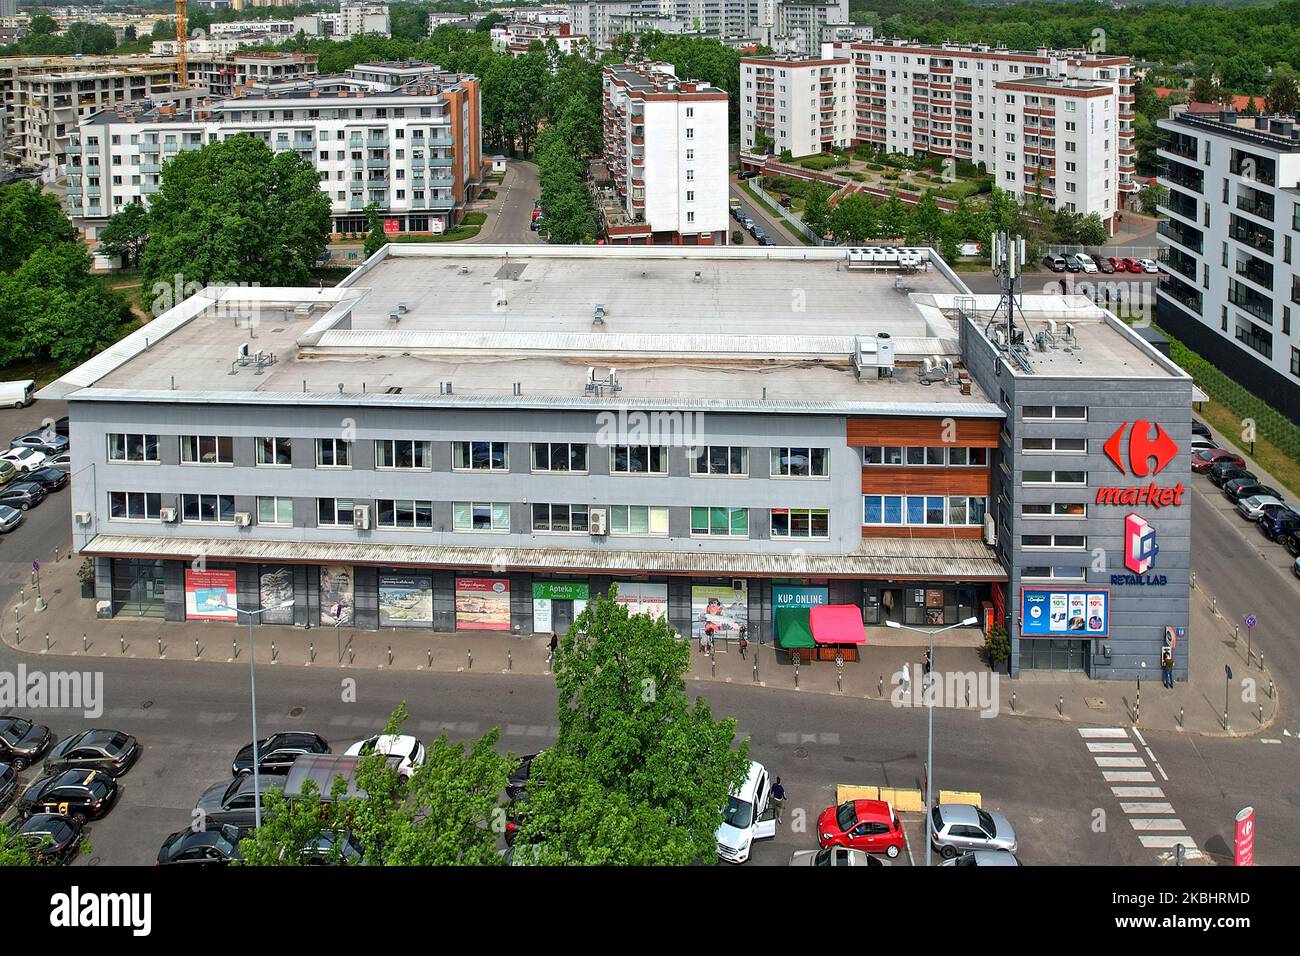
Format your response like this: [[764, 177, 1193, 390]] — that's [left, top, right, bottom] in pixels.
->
[[234, 512, 252, 527], [353, 504, 370, 530], [74, 511, 92, 525], [983, 514, 997, 547], [159, 507, 177, 523], [589, 507, 607, 536]]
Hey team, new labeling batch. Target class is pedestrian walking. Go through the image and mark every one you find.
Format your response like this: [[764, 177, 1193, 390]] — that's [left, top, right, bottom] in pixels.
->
[[738, 625, 748, 659], [701, 624, 714, 654], [923, 649, 931, 675], [547, 631, 558, 664], [772, 776, 786, 823], [1161, 646, 1174, 689], [900, 661, 911, 695]]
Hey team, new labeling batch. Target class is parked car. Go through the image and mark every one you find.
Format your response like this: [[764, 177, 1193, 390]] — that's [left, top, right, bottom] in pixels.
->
[[790, 846, 884, 867], [24, 467, 68, 492], [729, 197, 741, 212], [1259, 509, 1300, 546], [16, 769, 119, 824], [0, 761, 16, 808], [0, 460, 15, 485], [7, 813, 83, 864], [715, 760, 778, 864], [930, 803, 1018, 859], [156, 825, 244, 866], [297, 829, 365, 865], [0, 480, 46, 510], [1119, 257, 1142, 273], [1096, 257, 1116, 274], [1042, 254, 1067, 272], [0, 505, 22, 533], [10, 432, 68, 456], [194, 774, 280, 830], [1236, 495, 1287, 522], [1191, 419, 1212, 439], [1189, 437, 1218, 452], [44, 729, 139, 777], [0, 715, 52, 770], [1209, 462, 1256, 488], [1294, 556, 1300, 580], [940, 849, 1023, 867], [758, 234, 775, 246], [0, 380, 34, 408], [1225, 480, 1284, 504], [1105, 256, 1126, 273], [0, 448, 45, 473], [232, 731, 329, 776], [741, 217, 755, 230], [43, 452, 71, 473], [1074, 253, 1099, 273], [507, 752, 541, 800], [1136, 258, 1159, 273], [817, 798, 906, 859], [1063, 254, 1085, 273], [739, 169, 759, 180], [1191, 448, 1244, 474], [751, 227, 767, 243], [343, 733, 425, 780]]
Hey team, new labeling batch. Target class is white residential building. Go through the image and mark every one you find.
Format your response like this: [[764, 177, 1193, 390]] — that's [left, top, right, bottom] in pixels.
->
[[320, 2, 391, 39], [64, 64, 483, 239], [820, 39, 1137, 227], [490, 21, 589, 57], [739, 53, 852, 156], [600, 60, 729, 244], [775, 1, 848, 57], [427, 13, 476, 33], [1155, 103, 1300, 421]]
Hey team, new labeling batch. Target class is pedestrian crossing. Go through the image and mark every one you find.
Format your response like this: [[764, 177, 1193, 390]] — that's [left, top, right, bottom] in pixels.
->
[[1079, 726, 1202, 862]]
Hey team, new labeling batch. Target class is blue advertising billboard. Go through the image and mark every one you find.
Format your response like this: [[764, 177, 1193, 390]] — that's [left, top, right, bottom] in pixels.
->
[[773, 586, 829, 608], [1020, 587, 1109, 638]]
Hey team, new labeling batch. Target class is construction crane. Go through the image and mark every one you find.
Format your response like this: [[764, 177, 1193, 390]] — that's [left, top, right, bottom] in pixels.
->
[[176, 0, 189, 90]]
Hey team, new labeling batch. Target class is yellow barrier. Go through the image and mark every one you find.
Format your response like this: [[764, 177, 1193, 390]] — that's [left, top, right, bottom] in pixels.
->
[[836, 785, 982, 811]]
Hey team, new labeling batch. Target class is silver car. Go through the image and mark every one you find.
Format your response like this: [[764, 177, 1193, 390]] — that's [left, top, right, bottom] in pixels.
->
[[930, 803, 1018, 859], [1236, 495, 1285, 522], [790, 846, 885, 867], [940, 849, 1022, 866], [43, 452, 71, 473], [0, 504, 22, 533]]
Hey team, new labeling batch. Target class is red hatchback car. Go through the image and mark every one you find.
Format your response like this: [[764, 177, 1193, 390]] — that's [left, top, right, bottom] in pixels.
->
[[1119, 257, 1141, 273], [1191, 448, 1244, 474], [1105, 256, 1126, 273], [817, 799, 905, 859]]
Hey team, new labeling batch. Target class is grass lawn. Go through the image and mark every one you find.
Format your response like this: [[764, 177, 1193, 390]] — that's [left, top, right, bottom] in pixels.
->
[[1195, 397, 1300, 501]]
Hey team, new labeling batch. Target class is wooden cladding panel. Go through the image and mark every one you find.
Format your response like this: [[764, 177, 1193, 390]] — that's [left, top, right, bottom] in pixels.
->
[[860, 526, 986, 540], [846, 417, 1001, 448], [861, 467, 991, 497]]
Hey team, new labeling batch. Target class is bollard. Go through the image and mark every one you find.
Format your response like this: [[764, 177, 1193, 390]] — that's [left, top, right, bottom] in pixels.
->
[[507, 650, 512, 671], [387, 645, 393, 666], [1011, 691, 1016, 713], [427, 648, 432, 669], [1175, 844, 1185, 867], [1179, 706, 1184, 728], [711, 653, 716, 678], [1258, 704, 1263, 724], [232, 639, 238, 659], [467, 649, 473, 670], [837, 667, 842, 693], [1233, 624, 1239, 644], [19, 587, 23, 604], [1058, 695, 1064, 716], [879, 675, 884, 698], [1270, 679, 1275, 699], [794, 655, 800, 689], [157, 638, 162, 657], [1190, 572, 1196, 590], [1223, 709, 1229, 731], [54, 547, 60, 563], [271, 641, 277, 662], [45, 632, 49, 652], [1259, 652, 1264, 672], [753, 659, 758, 683], [82, 632, 87, 652], [120, 635, 125, 655], [194, 639, 199, 658], [348, 646, 355, 664], [309, 642, 315, 663]]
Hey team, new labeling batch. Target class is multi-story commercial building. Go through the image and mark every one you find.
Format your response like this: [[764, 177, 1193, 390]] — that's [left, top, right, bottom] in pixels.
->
[[821, 39, 1138, 227], [570, 0, 800, 50], [64, 63, 482, 238], [739, 53, 852, 156], [42, 242, 1191, 682], [1, 52, 317, 172], [600, 60, 729, 244], [1155, 103, 1300, 423]]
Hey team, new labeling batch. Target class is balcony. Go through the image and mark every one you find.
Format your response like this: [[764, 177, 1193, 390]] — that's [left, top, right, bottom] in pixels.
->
[[427, 175, 454, 188], [366, 135, 388, 148], [1235, 193, 1274, 222], [1229, 280, 1273, 322], [1160, 189, 1198, 223], [366, 158, 389, 168], [141, 142, 160, 154], [1161, 248, 1197, 281], [1229, 217, 1274, 257], [141, 163, 160, 174], [427, 155, 453, 168], [1159, 133, 1197, 161], [1230, 150, 1276, 187], [428, 133, 454, 148], [1158, 159, 1202, 193], [1158, 276, 1203, 315], [1234, 320, 1273, 359], [1157, 219, 1203, 255], [365, 178, 389, 190], [413, 194, 455, 210]]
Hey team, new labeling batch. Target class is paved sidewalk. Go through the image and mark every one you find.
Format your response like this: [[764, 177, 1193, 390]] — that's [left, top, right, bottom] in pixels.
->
[[3, 553, 1278, 738]]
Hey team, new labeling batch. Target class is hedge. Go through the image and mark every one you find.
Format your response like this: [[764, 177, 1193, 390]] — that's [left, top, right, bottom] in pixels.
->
[[1163, 328, 1300, 460], [796, 153, 849, 171]]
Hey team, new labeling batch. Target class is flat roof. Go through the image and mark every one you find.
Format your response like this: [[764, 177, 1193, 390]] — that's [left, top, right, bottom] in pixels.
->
[[43, 246, 1010, 416]]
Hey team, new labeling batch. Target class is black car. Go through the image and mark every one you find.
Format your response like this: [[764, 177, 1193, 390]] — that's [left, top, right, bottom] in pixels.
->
[[507, 752, 539, 800], [299, 829, 365, 865], [0, 480, 45, 510], [1191, 419, 1212, 439], [1209, 463, 1255, 488], [1225, 480, 1284, 504], [157, 825, 244, 866], [8, 813, 83, 864], [232, 732, 330, 776], [1260, 509, 1300, 545], [25, 467, 68, 492], [194, 774, 279, 830], [0, 761, 17, 808], [44, 729, 139, 777], [17, 769, 119, 824], [0, 715, 52, 770]]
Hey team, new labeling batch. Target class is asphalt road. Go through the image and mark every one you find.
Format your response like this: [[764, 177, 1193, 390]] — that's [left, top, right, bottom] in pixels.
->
[[472, 159, 543, 245], [0, 400, 72, 602], [729, 178, 799, 247]]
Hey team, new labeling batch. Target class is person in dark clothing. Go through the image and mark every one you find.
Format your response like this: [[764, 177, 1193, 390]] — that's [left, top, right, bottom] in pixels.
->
[[548, 632, 558, 664], [772, 777, 786, 823]]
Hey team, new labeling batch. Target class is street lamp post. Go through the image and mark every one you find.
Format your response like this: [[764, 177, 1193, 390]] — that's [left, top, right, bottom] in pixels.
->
[[885, 615, 979, 866], [235, 599, 295, 830]]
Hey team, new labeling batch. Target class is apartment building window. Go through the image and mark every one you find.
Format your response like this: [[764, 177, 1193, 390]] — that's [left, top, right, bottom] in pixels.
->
[[1022, 437, 1087, 453], [691, 446, 748, 477], [1022, 405, 1086, 421], [183, 493, 235, 523], [863, 446, 987, 466], [532, 503, 589, 533], [257, 496, 294, 526], [686, 107, 694, 118], [1291, 347, 1300, 378], [376, 439, 432, 470], [610, 445, 667, 474], [452, 501, 510, 532], [686, 190, 694, 202], [376, 499, 433, 529], [771, 447, 829, 477], [255, 437, 292, 466], [1023, 470, 1087, 485], [686, 170, 694, 181], [1022, 502, 1088, 518], [317, 497, 356, 527], [687, 212, 695, 223], [609, 504, 668, 536], [1021, 533, 1088, 550], [453, 440, 508, 471], [690, 507, 749, 538], [771, 507, 830, 539], [686, 149, 694, 160], [531, 442, 587, 472], [108, 491, 161, 520], [107, 433, 159, 463], [180, 435, 233, 465], [316, 438, 351, 468]]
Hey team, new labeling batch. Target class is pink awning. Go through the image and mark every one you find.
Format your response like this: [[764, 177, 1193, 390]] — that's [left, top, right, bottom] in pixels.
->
[[810, 605, 867, 645]]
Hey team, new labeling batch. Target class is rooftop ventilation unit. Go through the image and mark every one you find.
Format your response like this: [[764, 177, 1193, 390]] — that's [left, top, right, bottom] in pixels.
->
[[852, 332, 895, 380]]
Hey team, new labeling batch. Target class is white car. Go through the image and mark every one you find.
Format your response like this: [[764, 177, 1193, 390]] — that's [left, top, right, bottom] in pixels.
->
[[1136, 258, 1159, 273], [0, 448, 46, 473], [1236, 495, 1286, 521], [343, 733, 425, 779], [1074, 253, 1099, 273], [715, 760, 778, 864], [940, 849, 1023, 867]]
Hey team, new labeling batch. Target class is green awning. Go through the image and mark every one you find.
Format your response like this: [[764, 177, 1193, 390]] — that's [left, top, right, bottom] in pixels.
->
[[775, 607, 815, 648]]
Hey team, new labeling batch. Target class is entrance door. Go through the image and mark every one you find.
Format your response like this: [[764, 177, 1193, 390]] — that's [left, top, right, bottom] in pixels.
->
[[552, 599, 574, 633], [110, 559, 166, 618]]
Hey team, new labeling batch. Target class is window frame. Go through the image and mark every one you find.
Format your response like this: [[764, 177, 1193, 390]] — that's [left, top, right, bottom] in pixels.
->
[[256, 495, 294, 526], [608, 504, 670, 536], [689, 506, 750, 538], [315, 438, 352, 469], [452, 501, 510, 533], [690, 446, 749, 478], [770, 446, 829, 479], [107, 490, 162, 521], [180, 435, 234, 466], [531, 502, 591, 534], [609, 445, 668, 475], [375, 439, 433, 471], [255, 437, 293, 467], [452, 440, 509, 472], [107, 433, 160, 464], [181, 493, 236, 524], [770, 507, 831, 539], [530, 442, 588, 474], [316, 497, 357, 527], [375, 498, 434, 529]]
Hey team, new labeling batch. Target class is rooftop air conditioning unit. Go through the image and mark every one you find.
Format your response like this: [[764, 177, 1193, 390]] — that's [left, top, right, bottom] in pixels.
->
[[159, 507, 177, 523], [983, 513, 997, 547], [74, 511, 92, 525], [589, 507, 607, 536], [234, 511, 252, 527], [353, 504, 370, 530]]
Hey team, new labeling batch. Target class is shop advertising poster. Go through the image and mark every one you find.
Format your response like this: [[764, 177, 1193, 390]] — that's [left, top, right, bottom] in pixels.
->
[[379, 574, 433, 628], [319, 565, 354, 626], [258, 566, 294, 624], [1021, 588, 1109, 638], [773, 586, 828, 608], [692, 583, 748, 639], [185, 569, 238, 621], [612, 581, 668, 620], [455, 577, 511, 630]]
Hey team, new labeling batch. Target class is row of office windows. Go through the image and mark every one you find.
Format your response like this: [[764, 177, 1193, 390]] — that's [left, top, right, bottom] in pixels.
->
[[861, 446, 989, 466], [862, 495, 988, 526]]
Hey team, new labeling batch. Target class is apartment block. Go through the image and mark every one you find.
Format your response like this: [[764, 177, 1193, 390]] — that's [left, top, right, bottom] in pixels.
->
[[821, 39, 1137, 226], [599, 60, 729, 244], [490, 21, 589, 57], [1155, 103, 1300, 423], [64, 63, 482, 239], [739, 54, 852, 156]]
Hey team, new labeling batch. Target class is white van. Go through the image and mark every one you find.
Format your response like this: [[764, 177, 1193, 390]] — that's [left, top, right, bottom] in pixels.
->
[[715, 760, 778, 863], [0, 380, 33, 409]]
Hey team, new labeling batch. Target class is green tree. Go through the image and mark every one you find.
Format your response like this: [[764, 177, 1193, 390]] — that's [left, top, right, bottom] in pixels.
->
[[476, 12, 506, 32], [30, 15, 58, 35], [1076, 213, 1108, 247], [827, 191, 874, 243], [801, 182, 833, 238], [909, 193, 943, 245], [140, 136, 331, 291], [1190, 73, 1223, 105], [1265, 74, 1299, 114], [517, 588, 750, 865], [0, 181, 77, 272], [363, 203, 387, 259], [97, 201, 149, 269], [878, 193, 908, 240]]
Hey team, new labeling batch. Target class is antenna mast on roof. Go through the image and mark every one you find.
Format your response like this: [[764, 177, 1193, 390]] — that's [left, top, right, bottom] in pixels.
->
[[986, 230, 1034, 373]]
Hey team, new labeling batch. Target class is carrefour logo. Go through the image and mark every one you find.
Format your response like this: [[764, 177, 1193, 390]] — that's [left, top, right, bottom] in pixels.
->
[[1096, 420, 1184, 508]]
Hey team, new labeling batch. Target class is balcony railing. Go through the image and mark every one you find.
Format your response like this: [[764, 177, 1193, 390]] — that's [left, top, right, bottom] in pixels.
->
[[1158, 220, 1203, 254], [1229, 222, 1274, 257], [1158, 277, 1203, 315], [1234, 258, 1273, 290], [1229, 282, 1273, 322], [1159, 161, 1202, 193]]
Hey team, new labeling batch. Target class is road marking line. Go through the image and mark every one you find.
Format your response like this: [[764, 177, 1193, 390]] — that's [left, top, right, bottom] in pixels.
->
[[1139, 835, 1199, 850], [1129, 818, 1187, 832], [1132, 728, 1148, 746], [1087, 741, 1138, 753], [1094, 756, 1148, 767], [1120, 802, 1176, 814], [1112, 786, 1165, 798], [1079, 727, 1129, 738], [1261, 739, 1282, 744], [1103, 770, 1156, 782]]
